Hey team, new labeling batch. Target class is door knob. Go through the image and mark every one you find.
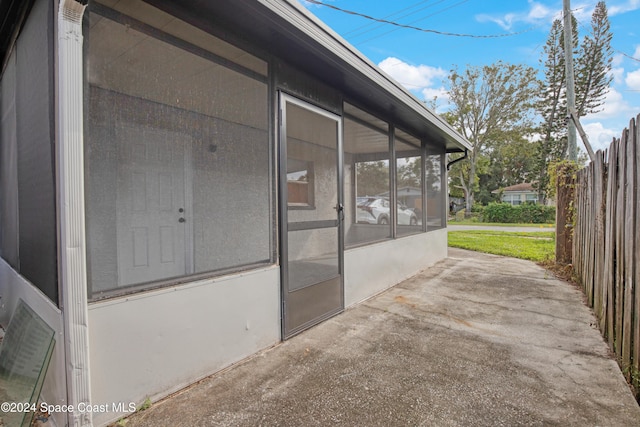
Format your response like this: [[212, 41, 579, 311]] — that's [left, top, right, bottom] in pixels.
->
[[178, 217, 186, 223]]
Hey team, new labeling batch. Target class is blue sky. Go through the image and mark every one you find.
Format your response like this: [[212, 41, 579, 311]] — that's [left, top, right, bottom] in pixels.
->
[[301, 0, 640, 153]]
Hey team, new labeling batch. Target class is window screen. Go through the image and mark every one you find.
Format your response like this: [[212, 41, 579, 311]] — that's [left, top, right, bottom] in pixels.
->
[[343, 103, 391, 247], [426, 147, 445, 230], [16, 0, 57, 304], [0, 51, 19, 270], [85, 6, 270, 298], [395, 129, 422, 236], [0, 0, 60, 304]]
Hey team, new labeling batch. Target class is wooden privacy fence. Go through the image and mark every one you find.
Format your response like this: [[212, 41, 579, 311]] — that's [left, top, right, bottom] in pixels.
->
[[570, 114, 640, 389]]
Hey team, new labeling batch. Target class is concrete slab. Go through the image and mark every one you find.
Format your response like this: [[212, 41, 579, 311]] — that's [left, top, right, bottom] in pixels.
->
[[121, 249, 640, 427]]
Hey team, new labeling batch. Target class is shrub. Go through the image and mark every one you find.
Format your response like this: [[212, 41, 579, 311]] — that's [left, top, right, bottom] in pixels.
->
[[518, 203, 555, 223], [483, 202, 518, 223], [482, 202, 555, 224], [471, 203, 484, 214]]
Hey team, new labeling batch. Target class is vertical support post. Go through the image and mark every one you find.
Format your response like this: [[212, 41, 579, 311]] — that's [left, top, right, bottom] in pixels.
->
[[57, 1, 91, 426], [563, 0, 578, 161], [389, 124, 397, 237]]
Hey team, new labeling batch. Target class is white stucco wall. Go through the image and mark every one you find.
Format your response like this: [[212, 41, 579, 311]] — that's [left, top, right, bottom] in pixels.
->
[[344, 228, 447, 307], [88, 266, 280, 426], [0, 259, 66, 427]]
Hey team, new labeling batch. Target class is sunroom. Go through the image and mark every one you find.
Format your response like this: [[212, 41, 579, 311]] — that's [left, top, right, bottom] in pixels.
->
[[0, 0, 470, 425]]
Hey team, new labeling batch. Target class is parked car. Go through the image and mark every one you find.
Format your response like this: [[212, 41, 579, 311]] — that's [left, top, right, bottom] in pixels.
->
[[356, 197, 418, 225]]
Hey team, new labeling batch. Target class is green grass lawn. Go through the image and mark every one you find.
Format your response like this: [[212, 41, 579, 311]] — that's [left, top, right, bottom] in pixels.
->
[[448, 219, 554, 228], [448, 230, 555, 262]]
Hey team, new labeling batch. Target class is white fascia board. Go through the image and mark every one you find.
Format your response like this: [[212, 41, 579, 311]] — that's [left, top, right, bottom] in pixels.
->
[[258, 0, 472, 152]]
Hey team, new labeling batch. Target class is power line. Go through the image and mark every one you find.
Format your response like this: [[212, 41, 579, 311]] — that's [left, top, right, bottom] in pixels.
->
[[356, 0, 471, 45], [348, 0, 461, 40], [344, 0, 435, 37], [304, 0, 536, 39], [617, 50, 640, 63]]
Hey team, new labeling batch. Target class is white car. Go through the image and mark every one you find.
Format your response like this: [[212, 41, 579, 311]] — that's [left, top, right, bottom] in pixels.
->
[[356, 197, 418, 225]]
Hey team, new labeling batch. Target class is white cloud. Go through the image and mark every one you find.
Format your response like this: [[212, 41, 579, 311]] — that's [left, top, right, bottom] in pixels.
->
[[608, 0, 640, 16], [582, 122, 619, 152], [612, 53, 625, 67], [377, 58, 453, 111], [571, 2, 596, 22], [612, 67, 626, 85], [475, 13, 518, 31], [585, 88, 635, 120], [475, 0, 626, 31], [580, 85, 639, 152], [625, 69, 640, 90], [421, 87, 450, 113], [526, 132, 543, 143], [527, 2, 553, 20], [475, 1, 556, 30], [378, 57, 446, 92]]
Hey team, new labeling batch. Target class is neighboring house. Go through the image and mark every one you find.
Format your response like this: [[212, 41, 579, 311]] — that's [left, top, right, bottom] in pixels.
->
[[0, 1, 471, 426], [493, 183, 539, 205]]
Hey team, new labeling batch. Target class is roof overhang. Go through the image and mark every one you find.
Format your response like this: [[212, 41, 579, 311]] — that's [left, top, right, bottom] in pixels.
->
[[146, 0, 471, 153]]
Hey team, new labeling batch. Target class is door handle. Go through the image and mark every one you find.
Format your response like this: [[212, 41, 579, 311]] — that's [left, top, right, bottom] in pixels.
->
[[178, 217, 186, 223], [335, 203, 344, 221]]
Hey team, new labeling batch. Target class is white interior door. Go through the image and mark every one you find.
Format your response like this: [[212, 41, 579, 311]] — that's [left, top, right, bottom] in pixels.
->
[[116, 126, 193, 287]]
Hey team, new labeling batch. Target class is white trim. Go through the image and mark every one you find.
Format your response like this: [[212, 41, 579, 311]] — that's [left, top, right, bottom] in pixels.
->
[[57, 1, 91, 426], [281, 92, 342, 121]]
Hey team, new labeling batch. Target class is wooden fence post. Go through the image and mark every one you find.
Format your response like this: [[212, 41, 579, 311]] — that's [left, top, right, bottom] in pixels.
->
[[594, 152, 607, 331], [604, 141, 617, 348], [556, 163, 577, 264], [634, 114, 640, 388], [615, 130, 628, 360], [622, 120, 636, 377]]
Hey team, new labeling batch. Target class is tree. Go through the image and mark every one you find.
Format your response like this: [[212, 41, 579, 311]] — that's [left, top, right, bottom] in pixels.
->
[[575, 1, 613, 117], [452, 130, 537, 206], [535, 2, 612, 202], [486, 132, 537, 186], [444, 61, 538, 213], [534, 18, 573, 202], [355, 161, 389, 197], [397, 158, 421, 188]]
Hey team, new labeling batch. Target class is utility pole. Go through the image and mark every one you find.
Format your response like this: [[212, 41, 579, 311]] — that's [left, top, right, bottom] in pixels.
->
[[563, 0, 578, 161]]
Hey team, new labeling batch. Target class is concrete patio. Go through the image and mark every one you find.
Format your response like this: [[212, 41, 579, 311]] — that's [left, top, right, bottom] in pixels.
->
[[121, 248, 640, 427]]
